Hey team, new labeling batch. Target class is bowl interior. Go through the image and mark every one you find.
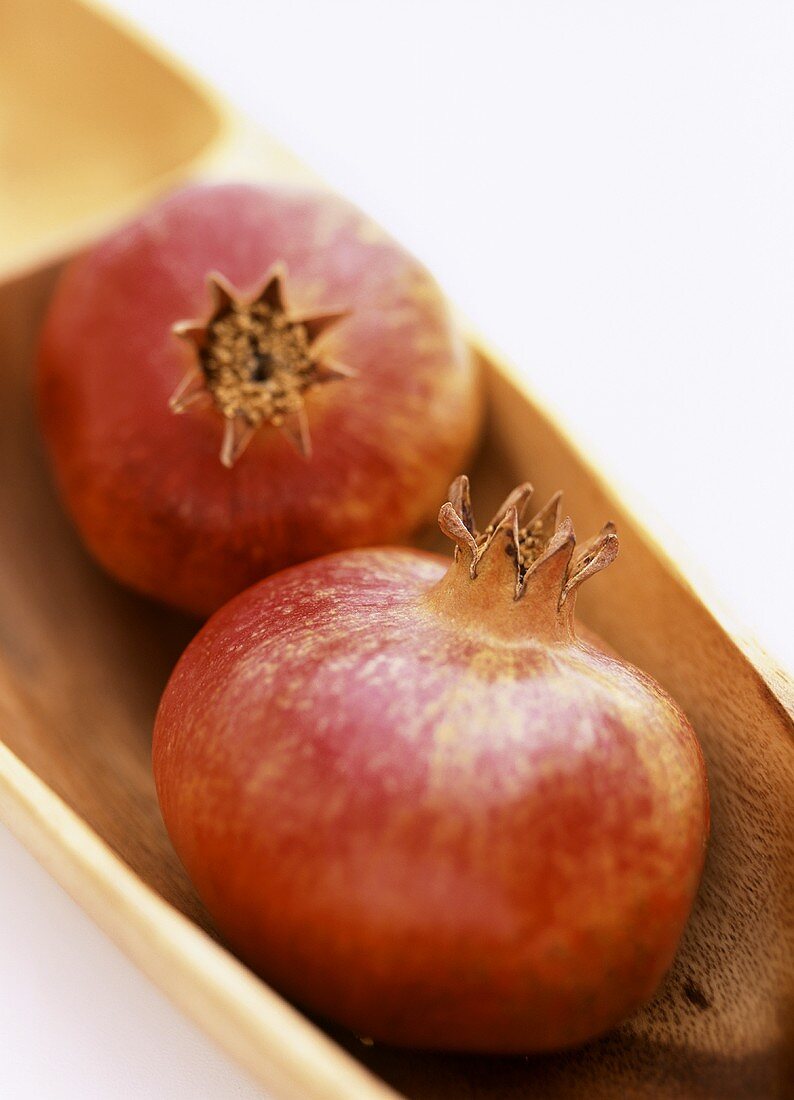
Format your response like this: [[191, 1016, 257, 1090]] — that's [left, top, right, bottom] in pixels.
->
[[0, 0, 223, 281], [1, 260, 792, 1100]]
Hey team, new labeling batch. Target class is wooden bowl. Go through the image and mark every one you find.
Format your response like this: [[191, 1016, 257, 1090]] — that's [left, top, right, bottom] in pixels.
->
[[1, 2, 792, 1097]]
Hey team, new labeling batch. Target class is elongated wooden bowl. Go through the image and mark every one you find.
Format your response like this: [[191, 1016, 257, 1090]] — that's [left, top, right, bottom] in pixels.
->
[[1, 3, 792, 1097]]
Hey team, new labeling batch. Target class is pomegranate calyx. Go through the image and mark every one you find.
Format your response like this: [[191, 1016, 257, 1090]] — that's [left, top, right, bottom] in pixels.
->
[[436, 476, 619, 634], [561, 521, 619, 604], [170, 264, 354, 467]]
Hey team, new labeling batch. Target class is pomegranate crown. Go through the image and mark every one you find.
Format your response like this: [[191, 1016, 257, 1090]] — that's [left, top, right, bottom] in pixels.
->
[[438, 475, 618, 607], [169, 264, 354, 468]]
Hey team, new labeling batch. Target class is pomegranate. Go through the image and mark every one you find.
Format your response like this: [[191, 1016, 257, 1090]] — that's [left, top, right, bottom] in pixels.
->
[[36, 183, 480, 617], [153, 477, 709, 1052]]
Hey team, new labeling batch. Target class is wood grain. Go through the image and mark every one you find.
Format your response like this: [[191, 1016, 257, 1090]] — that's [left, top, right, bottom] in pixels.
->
[[0, 2, 792, 1097]]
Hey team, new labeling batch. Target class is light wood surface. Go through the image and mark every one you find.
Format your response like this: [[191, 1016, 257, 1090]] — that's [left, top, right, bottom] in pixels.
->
[[0, 2, 792, 1097], [0, 0, 228, 282]]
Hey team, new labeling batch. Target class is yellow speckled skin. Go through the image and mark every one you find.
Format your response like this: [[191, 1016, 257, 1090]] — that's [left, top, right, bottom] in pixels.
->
[[153, 545, 709, 1053]]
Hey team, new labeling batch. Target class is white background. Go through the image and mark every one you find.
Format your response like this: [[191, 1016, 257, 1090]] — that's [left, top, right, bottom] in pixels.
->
[[2, 1, 793, 1096]]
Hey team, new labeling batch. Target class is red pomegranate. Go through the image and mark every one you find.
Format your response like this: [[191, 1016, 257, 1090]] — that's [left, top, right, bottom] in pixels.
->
[[153, 477, 709, 1052], [36, 183, 480, 616]]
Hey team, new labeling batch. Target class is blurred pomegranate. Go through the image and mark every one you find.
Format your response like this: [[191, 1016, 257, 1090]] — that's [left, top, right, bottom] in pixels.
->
[[37, 183, 480, 615]]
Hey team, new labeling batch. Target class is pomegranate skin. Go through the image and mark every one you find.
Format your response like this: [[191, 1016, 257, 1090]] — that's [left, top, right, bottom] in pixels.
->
[[153, 547, 709, 1053], [36, 183, 480, 616]]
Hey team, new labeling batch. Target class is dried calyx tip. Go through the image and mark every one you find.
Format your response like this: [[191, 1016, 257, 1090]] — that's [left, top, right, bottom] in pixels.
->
[[169, 264, 354, 466], [439, 475, 618, 605]]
